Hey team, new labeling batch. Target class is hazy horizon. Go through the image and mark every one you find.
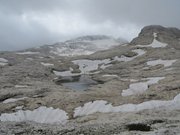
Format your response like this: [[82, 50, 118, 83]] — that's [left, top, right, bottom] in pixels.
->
[[0, 0, 180, 51]]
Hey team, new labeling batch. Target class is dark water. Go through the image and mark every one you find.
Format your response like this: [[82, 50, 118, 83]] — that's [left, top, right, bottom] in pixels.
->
[[56, 75, 97, 91]]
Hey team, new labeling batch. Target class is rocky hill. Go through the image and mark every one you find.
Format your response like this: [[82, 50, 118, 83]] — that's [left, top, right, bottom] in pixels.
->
[[23, 35, 127, 57], [0, 25, 180, 135]]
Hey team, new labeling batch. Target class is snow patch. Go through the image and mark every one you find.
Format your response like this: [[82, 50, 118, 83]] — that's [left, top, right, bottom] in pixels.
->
[[3, 97, 28, 104], [122, 77, 165, 96], [53, 68, 79, 77], [15, 106, 24, 110], [102, 74, 119, 77], [50, 38, 121, 56], [120, 79, 138, 82], [0, 58, 8, 66], [137, 33, 167, 48], [15, 85, 29, 88], [16, 51, 40, 55], [41, 62, 54, 67], [51, 48, 93, 57], [0, 106, 68, 124], [54, 49, 146, 76], [100, 64, 112, 69], [74, 93, 180, 117], [0, 58, 8, 63], [147, 59, 176, 67], [72, 59, 111, 74], [114, 49, 146, 62], [0, 62, 8, 66]]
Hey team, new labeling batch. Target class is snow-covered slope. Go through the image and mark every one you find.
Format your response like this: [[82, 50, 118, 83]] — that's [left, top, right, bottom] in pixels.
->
[[50, 35, 127, 56]]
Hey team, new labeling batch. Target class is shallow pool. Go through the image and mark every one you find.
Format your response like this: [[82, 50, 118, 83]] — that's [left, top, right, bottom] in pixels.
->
[[56, 75, 97, 91]]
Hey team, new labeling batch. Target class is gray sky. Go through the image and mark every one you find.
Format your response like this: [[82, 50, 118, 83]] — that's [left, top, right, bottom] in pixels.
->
[[0, 0, 179, 51]]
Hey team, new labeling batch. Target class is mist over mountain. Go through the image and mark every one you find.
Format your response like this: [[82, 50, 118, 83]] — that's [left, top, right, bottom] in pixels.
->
[[0, 0, 180, 134], [0, 0, 180, 51]]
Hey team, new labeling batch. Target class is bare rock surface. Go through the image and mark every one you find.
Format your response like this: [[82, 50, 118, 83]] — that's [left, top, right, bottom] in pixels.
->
[[0, 27, 180, 134]]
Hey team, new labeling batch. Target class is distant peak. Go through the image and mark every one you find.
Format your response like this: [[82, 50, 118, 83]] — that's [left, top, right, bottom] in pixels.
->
[[130, 25, 180, 45], [140, 25, 180, 37], [66, 35, 114, 43]]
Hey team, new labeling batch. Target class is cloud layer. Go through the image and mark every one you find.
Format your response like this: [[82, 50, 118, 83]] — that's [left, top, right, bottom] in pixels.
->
[[0, 0, 179, 51]]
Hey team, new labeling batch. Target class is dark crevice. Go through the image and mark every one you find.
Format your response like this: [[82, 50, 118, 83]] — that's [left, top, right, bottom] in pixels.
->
[[126, 123, 151, 131]]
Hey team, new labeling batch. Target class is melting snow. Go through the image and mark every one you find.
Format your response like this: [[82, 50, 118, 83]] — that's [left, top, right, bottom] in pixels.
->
[[100, 64, 112, 69], [122, 77, 165, 96], [16, 51, 40, 55], [72, 59, 111, 74], [0, 58, 8, 63], [50, 38, 120, 56], [0, 106, 68, 124], [15, 106, 24, 110], [53, 68, 79, 76], [0, 62, 8, 66], [41, 62, 54, 67], [102, 74, 119, 77], [72, 50, 146, 74], [53, 49, 146, 76], [0, 58, 8, 66], [114, 55, 132, 62], [3, 97, 28, 104], [120, 79, 138, 82], [74, 93, 180, 117], [147, 59, 176, 67], [114, 49, 146, 62], [137, 33, 167, 48], [15, 85, 29, 88], [51, 48, 94, 57]]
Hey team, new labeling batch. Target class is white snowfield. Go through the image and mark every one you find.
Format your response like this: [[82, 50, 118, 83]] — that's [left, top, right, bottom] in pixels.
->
[[0, 58, 8, 63], [120, 78, 137, 82], [50, 38, 121, 56], [50, 48, 93, 57], [53, 49, 146, 78], [114, 49, 146, 62], [15, 85, 29, 88], [137, 33, 167, 48], [0, 106, 68, 124], [0, 58, 8, 66], [16, 51, 40, 55], [41, 62, 54, 67], [74, 93, 180, 117], [53, 68, 79, 76], [15, 106, 24, 110], [53, 70, 74, 76], [147, 59, 176, 67], [102, 74, 119, 77], [100, 63, 112, 70], [121, 77, 165, 96], [53, 48, 146, 77], [3, 97, 28, 104], [0, 62, 8, 66], [71, 49, 146, 74], [72, 59, 111, 74]]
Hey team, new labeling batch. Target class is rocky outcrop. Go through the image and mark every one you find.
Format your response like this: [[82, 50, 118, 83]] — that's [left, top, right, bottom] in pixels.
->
[[131, 25, 180, 49]]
